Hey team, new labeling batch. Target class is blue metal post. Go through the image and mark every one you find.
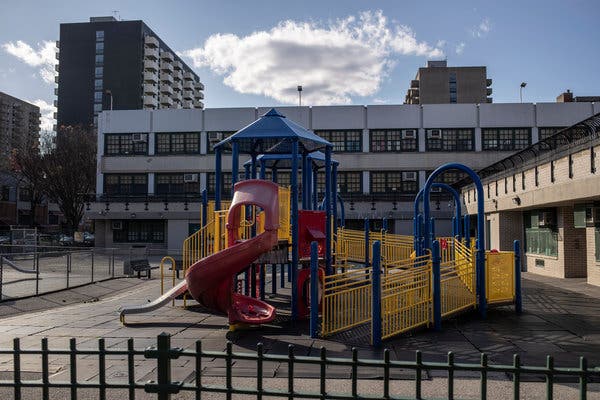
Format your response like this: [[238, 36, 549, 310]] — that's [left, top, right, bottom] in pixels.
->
[[272, 167, 278, 183], [302, 153, 308, 209], [215, 148, 222, 210], [287, 263, 292, 283], [451, 216, 456, 238], [271, 264, 277, 294], [291, 140, 300, 320], [259, 159, 266, 180], [244, 268, 250, 296], [306, 159, 312, 210], [260, 264, 265, 301], [464, 214, 471, 244], [280, 264, 285, 287], [201, 189, 207, 227], [382, 217, 388, 232], [416, 214, 423, 255], [432, 240, 442, 331], [429, 218, 436, 246], [477, 239, 486, 318], [310, 241, 319, 339], [364, 218, 370, 266], [371, 240, 382, 347], [337, 194, 345, 227], [324, 146, 332, 275], [312, 168, 318, 210], [514, 240, 522, 314], [332, 163, 338, 231], [244, 165, 250, 180], [413, 217, 418, 252], [231, 141, 239, 198], [251, 154, 257, 179]]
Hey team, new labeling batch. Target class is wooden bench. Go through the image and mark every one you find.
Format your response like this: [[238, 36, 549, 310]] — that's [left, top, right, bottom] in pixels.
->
[[130, 259, 154, 279]]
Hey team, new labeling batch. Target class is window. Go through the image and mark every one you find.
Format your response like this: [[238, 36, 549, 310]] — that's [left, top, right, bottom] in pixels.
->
[[539, 127, 565, 141], [596, 226, 600, 262], [482, 128, 531, 151], [370, 129, 417, 152], [19, 188, 31, 202], [449, 73, 457, 103], [1, 186, 9, 201], [94, 91, 103, 102], [426, 129, 474, 151], [95, 79, 103, 90], [315, 130, 362, 152], [513, 174, 516, 192], [521, 171, 525, 190], [592, 147, 596, 174], [206, 131, 235, 154], [95, 30, 104, 41], [337, 172, 362, 194], [207, 172, 233, 196], [95, 67, 103, 78], [550, 161, 555, 183], [104, 174, 148, 195], [525, 210, 558, 257], [113, 220, 165, 243], [95, 42, 104, 53], [155, 132, 200, 154], [93, 103, 102, 113], [535, 166, 539, 187], [569, 155, 573, 179], [105, 134, 148, 156], [426, 170, 468, 186], [370, 171, 418, 194], [95, 54, 104, 65], [155, 174, 199, 195]]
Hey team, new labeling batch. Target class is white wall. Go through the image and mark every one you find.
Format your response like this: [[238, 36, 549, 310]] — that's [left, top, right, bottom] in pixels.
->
[[479, 103, 535, 127], [367, 105, 421, 129], [152, 109, 202, 132], [312, 105, 365, 129], [536, 102, 594, 127], [422, 104, 477, 128], [204, 108, 255, 131]]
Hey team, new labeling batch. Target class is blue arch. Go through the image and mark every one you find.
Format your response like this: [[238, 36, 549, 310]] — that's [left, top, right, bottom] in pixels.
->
[[422, 163, 486, 319], [414, 182, 462, 248], [318, 193, 345, 227]]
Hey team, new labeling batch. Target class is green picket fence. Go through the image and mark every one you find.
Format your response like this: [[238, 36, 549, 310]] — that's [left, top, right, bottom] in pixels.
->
[[0, 333, 598, 400]]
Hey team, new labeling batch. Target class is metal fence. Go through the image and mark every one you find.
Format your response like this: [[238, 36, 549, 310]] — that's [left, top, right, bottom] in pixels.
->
[[0, 332, 598, 400], [0, 246, 182, 301]]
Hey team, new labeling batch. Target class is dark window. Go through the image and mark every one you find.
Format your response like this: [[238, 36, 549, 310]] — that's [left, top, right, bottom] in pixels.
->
[[539, 127, 565, 141], [19, 188, 31, 202], [95, 31, 104, 41], [482, 128, 531, 151], [504, 177, 508, 194], [338, 172, 362, 194], [569, 155, 573, 179], [95, 42, 104, 53], [155, 132, 200, 154], [525, 210, 558, 257], [105, 134, 148, 156], [315, 130, 362, 152], [155, 174, 199, 195], [535, 166, 539, 187], [426, 129, 474, 151], [513, 174, 516, 192], [104, 174, 147, 196], [370, 171, 418, 194], [95, 79, 103, 90], [370, 129, 417, 152], [1, 186, 10, 201], [592, 147, 596, 174], [94, 91, 103, 102], [113, 220, 165, 243], [207, 172, 233, 195], [95, 54, 104, 65], [522, 171, 525, 190], [207, 131, 235, 154], [550, 161, 555, 182]]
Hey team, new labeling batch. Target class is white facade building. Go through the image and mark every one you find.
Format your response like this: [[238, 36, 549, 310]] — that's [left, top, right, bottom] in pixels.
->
[[88, 102, 599, 251]]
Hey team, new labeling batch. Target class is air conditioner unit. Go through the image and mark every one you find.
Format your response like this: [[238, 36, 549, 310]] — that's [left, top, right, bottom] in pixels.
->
[[428, 129, 442, 139], [538, 211, 556, 227], [111, 221, 123, 230], [132, 133, 147, 142], [208, 132, 222, 141], [587, 207, 600, 225], [402, 171, 417, 181], [402, 129, 417, 139], [184, 173, 198, 183]]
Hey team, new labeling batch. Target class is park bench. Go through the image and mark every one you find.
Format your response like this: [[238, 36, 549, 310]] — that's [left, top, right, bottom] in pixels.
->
[[129, 259, 156, 279]]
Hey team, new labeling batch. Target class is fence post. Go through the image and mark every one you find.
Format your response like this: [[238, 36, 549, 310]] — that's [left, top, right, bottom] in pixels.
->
[[36, 253, 40, 295], [271, 263, 277, 294], [432, 240, 442, 331], [144, 333, 181, 400], [91, 249, 95, 283], [66, 253, 70, 289], [382, 217, 388, 232], [364, 218, 370, 267], [514, 240, 522, 314], [477, 239, 487, 319], [371, 240, 382, 347], [310, 241, 319, 339], [280, 264, 285, 288]]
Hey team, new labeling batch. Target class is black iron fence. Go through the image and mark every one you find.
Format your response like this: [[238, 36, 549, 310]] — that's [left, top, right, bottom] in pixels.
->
[[0, 333, 598, 400]]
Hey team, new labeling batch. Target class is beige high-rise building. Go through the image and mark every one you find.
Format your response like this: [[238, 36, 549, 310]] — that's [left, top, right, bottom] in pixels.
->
[[0, 92, 40, 170], [404, 61, 492, 105]]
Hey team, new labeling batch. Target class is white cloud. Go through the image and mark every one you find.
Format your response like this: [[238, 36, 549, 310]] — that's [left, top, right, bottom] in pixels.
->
[[455, 42, 466, 55], [471, 17, 491, 38], [2, 40, 57, 84], [183, 10, 444, 105], [30, 99, 56, 132], [372, 98, 389, 104]]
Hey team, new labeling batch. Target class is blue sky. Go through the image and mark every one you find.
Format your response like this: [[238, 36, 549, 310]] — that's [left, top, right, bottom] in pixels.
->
[[1, 0, 599, 131]]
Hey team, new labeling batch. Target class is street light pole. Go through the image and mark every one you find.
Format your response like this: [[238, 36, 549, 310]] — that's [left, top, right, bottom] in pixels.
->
[[297, 85, 302, 107], [105, 89, 113, 110], [519, 82, 527, 103]]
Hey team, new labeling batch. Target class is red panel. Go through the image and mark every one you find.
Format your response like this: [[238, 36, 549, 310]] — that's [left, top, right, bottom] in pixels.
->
[[298, 210, 326, 259]]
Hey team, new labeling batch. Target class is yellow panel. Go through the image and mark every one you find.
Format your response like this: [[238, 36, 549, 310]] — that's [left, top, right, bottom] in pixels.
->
[[486, 251, 515, 304]]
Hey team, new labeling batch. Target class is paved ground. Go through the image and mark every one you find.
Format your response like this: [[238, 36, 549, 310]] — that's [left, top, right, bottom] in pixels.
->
[[0, 272, 599, 399]]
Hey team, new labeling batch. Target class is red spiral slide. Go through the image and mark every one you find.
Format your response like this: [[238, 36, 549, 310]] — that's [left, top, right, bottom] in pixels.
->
[[120, 180, 279, 326]]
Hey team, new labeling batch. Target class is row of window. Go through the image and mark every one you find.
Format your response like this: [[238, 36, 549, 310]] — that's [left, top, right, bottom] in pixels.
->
[[106, 128, 549, 156], [103, 171, 436, 196], [113, 220, 165, 243]]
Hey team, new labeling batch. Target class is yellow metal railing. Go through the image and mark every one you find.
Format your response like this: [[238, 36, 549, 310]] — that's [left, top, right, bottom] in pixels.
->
[[381, 260, 432, 340], [182, 219, 215, 273], [440, 237, 477, 318], [321, 266, 372, 337], [336, 228, 414, 267], [486, 251, 515, 304], [159, 256, 180, 306]]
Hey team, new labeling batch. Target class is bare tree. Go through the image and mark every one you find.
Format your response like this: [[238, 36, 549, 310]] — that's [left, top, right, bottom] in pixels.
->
[[13, 126, 96, 233]]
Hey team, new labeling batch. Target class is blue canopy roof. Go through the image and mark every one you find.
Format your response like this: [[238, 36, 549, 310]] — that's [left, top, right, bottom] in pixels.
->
[[214, 108, 332, 154], [242, 151, 339, 169]]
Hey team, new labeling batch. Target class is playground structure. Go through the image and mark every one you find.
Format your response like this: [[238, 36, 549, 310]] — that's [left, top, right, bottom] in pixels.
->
[[120, 108, 521, 345]]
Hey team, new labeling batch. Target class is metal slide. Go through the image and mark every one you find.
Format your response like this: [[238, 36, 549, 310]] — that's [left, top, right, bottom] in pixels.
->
[[119, 280, 188, 323]]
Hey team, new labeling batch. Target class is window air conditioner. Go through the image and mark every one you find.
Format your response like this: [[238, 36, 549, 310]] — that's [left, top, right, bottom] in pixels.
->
[[184, 173, 198, 183]]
